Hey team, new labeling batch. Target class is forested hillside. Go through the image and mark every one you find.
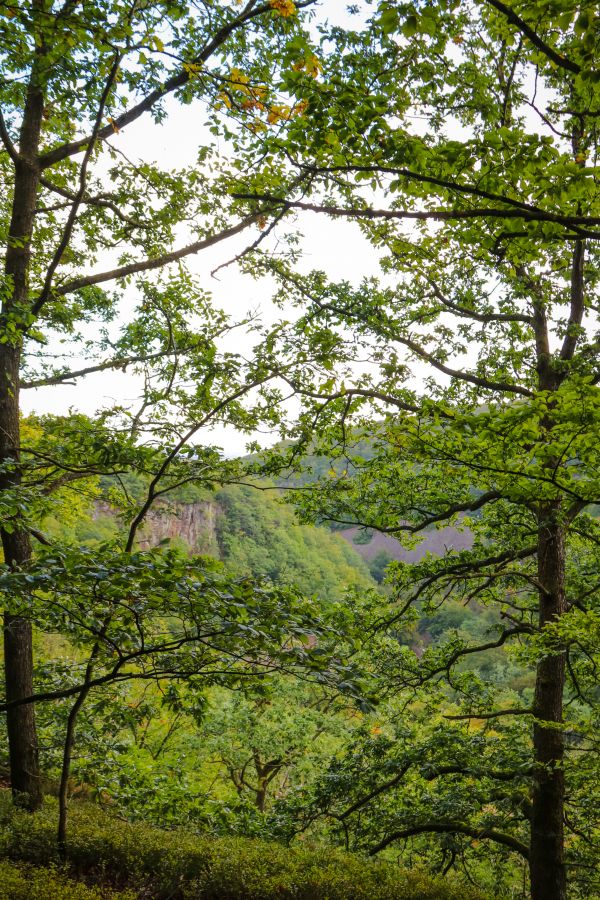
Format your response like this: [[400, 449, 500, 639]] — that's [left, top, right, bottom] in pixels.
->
[[1, 2, 599, 900], [46, 480, 377, 599]]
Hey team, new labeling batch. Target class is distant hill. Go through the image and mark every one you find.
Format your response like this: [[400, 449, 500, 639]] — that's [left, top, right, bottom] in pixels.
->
[[338, 524, 474, 564], [61, 483, 377, 603]]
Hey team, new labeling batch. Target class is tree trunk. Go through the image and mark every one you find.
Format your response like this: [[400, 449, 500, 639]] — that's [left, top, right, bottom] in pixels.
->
[[1, 28, 46, 810], [252, 751, 268, 812], [58, 685, 90, 850], [3, 610, 40, 809], [0, 332, 42, 815], [255, 781, 268, 813], [529, 507, 566, 900]]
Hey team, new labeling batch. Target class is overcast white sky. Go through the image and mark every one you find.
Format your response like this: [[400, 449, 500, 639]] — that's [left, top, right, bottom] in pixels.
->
[[21, 80, 384, 455]]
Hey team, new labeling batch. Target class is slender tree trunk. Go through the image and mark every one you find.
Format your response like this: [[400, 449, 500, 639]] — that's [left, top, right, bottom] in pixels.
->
[[57, 686, 91, 850], [252, 751, 268, 812], [57, 638, 103, 849], [1, 340, 40, 811], [1, 26, 46, 811], [529, 506, 566, 900]]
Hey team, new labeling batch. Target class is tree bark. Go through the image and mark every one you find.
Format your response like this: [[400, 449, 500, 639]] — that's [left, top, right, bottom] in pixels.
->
[[527, 247, 570, 900], [57, 684, 91, 850], [3, 607, 40, 809], [529, 506, 567, 900], [1, 18, 46, 811]]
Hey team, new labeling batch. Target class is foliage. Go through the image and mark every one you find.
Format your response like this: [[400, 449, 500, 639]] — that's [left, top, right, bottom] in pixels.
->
[[0, 0, 327, 813], [229, 1, 600, 896], [0, 793, 486, 900], [191, 678, 351, 815], [2, 2, 600, 897], [0, 860, 132, 900], [0, 542, 362, 708], [215, 483, 376, 600]]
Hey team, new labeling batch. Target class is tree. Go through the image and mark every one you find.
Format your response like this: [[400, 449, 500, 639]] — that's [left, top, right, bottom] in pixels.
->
[[195, 677, 348, 815], [0, 0, 320, 810], [0, 541, 357, 844], [235, 2, 600, 897]]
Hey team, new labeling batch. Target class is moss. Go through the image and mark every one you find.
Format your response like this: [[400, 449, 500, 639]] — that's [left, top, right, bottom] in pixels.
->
[[0, 794, 486, 900]]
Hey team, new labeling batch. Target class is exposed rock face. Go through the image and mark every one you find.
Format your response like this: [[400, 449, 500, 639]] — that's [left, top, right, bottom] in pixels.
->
[[337, 525, 473, 563], [93, 500, 220, 555], [139, 501, 219, 553]]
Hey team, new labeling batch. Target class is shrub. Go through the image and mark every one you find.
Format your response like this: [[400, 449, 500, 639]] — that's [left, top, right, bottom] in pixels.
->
[[0, 860, 133, 899], [0, 793, 486, 900]]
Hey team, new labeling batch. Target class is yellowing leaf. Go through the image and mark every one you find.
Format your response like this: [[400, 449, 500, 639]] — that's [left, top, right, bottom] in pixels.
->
[[183, 61, 202, 79], [270, 0, 297, 17], [149, 34, 164, 52], [267, 103, 293, 124], [293, 53, 323, 78], [248, 120, 267, 133], [229, 67, 250, 90]]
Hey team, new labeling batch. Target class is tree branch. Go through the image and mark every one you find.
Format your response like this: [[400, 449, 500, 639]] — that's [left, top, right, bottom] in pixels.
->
[[425, 276, 532, 325], [21, 346, 193, 389], [38, 0, 317, 168], [276, 373, 424, 416], [0, 107, 18, 163], [339, 765, 412, 820], [390, 330, 533, 395], [38, 176, 145, 229], [368, 821, 530, 858], [444, 707, 533, 720], [34, 214, 264, 305], [124, 374, 272, 552], [33, 54, 123, 316], [560, 239, 585, 361], [483, 0, 580, 74], [297, 162, 562, 218], [233, 194, 600, 240]]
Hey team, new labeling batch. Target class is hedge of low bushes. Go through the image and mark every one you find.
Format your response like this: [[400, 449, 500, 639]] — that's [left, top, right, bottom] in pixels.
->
[[0, 794, 486, 900], [0, 860, 133, 899]]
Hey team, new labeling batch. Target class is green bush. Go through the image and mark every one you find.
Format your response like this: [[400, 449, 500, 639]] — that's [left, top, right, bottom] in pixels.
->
[[0, 793, 486, 900], [0, 860, 133, 899]]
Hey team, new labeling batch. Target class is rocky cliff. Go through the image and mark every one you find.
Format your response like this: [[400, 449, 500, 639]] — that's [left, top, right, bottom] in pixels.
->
[[94, 498, 471, 564], [93, 500, 220, 555]]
